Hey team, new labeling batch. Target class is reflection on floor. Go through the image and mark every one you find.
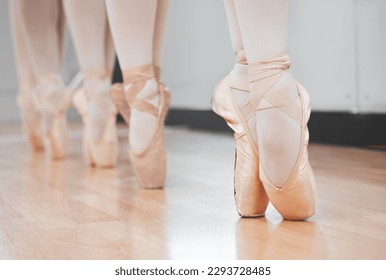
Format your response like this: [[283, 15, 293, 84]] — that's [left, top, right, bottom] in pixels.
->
[[0, 122, 385, 259]]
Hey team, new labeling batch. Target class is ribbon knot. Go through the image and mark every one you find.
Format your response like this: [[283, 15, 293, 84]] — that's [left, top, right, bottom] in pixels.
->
[[248, 53, 291, 84]]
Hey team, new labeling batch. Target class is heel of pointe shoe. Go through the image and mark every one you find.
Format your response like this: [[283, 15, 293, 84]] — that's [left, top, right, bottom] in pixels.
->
[[45, 113, 68, 159], [110, 83, 131, 126], [73, 82, 118, 168], [28, 132, 45, 152], [130, 146, 167, 189], [17, 80, 45, 152], [17, 94, 45, 152], [88, 116, 118, 168], [44, 97, 71, 160], [258, 81, 316, 220], [113, 65, 170, 189], [33, 75, 72, 160], [261, 162, 316, 220], [83, 133, 118, 168], [247, 54, 316, 220], [234, 133, 269, 217], [131, 84, 170, 189], [212, 76, 269, 217], [211, 79, 232, 119], [84, 139, 117, 168]]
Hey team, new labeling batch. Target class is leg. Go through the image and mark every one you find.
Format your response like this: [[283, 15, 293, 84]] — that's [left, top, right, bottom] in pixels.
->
[[9, 1, 34, 86], [234, 0, 316, 220], [235, 0, 293, 186], [10, 0, 44, 151], [223, 0, 243, 54], [12, 0, 64, 77], [63, 0, 118, 167], [63, 0, 114, 76], [12, 0, 71, 159], [107, 0, 170, 188], [211, 0, 269, 217], [223, 0, 250, 107], [57, 1, 66, 68], [235, 0, 289, 62], [63, 0, 109, 76], [106, 0, 156, 70], [153, 0, 169, 67], [104, 22, 116, 78], [106, 0, 158, 153]]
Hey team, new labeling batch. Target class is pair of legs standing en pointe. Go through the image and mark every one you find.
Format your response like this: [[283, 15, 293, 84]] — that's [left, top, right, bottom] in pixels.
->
[[213, 0, 316, 220], [107, 0, 171, 188], [63, 0, 117, 168], [10, 0, 71, 158], [65, 0, 170, 182], [11, 0, 170, 188]]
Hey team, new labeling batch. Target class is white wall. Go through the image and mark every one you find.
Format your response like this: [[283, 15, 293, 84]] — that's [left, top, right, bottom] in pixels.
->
[[1, 0, 385, 123], [357, 0, 386, 112], [0, 0, 78, 123], [0, 0, 20, 122], [289, 0, 358, 112], [289, 0, 386, 113], [162, 0, 234, 109]]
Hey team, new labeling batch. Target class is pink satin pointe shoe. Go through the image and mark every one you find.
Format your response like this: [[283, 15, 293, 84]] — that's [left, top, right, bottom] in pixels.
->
[[32, 74, 72, 159], [111, 64, 171, 189], [248, 53, 316, 220], [212, 50, 269, 217], [16, 80, 44, 152], [73, 72, 118, 168]]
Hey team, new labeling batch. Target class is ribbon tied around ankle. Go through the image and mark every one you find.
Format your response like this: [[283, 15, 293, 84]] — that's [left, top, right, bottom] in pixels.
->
[[120, 65, 162, 117], [248, 54, 291, 84], [248, 54, 303, 123]]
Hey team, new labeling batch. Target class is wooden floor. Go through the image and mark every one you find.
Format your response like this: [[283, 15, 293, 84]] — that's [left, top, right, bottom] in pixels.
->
[[0, 122, 385, 260]]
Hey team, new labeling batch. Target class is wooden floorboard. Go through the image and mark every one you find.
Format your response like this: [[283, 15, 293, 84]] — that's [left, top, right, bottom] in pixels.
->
[[0, 122, 385, 259]]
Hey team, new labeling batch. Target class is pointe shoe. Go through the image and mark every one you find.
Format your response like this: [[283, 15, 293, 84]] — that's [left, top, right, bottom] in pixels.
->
[[212, 50, 269, 217], [248, 53, 316, 220], [32, 74, 72, 160], [16, 80, 44, 152], [111, 64, 171, 188], [73, 73, 118, 168]]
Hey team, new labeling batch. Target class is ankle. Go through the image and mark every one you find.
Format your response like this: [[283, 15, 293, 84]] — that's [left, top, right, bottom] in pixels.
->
[[34, 74, 66, 104], [121, 65, 162, 154], [229, 64, 249, 108], [122, 64, 160, 84], [235, 49, 247, 65], [84, 77, 110, 97], [229, 49, 248, 87], [19, 78, 35, 93], [36, 73, 63, 86], [33, 74, 70, 112], [275, 70, 296, 87], [83, 68, 109, 80], [82, 68, 110, 96], [137, 79, 158, 100], [122, 65, 160, 105], [36, 73, 63, 90], [230, 63, 248, 77]]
